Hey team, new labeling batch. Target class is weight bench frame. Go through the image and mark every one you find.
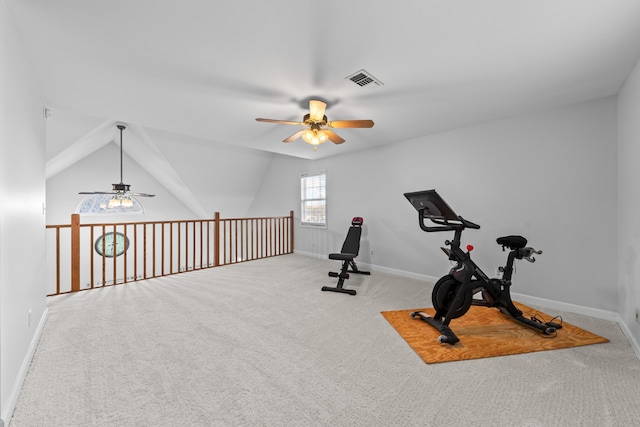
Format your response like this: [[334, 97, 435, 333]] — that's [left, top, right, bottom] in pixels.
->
[[322, 217, 370, 295]]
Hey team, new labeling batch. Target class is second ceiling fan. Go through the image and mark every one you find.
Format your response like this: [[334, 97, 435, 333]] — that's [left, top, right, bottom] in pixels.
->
[[79, 124, 155, 208], [256, 99, 374, 150]]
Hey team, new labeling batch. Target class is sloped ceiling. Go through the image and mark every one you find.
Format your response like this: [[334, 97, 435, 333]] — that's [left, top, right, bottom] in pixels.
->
[[7, 0, 640, 205], [44, 110, 277, 219]]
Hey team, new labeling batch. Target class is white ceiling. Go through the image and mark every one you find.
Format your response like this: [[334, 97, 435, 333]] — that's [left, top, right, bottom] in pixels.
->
[[8, 0, 640, 161]]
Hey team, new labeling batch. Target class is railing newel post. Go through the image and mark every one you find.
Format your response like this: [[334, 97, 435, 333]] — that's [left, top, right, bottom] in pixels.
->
[[70, 214, 81, 292], [290, 210, 294, 253]]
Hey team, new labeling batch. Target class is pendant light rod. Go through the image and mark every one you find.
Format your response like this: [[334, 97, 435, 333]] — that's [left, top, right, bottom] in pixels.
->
[[117, 124, 125, 184]]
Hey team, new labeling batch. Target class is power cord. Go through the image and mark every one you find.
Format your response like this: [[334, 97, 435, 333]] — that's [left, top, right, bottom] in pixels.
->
[[546, 315, 563, 330], [526, 312, 563, 338]]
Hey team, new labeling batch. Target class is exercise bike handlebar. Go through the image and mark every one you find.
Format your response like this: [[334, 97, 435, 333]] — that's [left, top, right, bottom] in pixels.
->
[[417, 208, 481, 233]]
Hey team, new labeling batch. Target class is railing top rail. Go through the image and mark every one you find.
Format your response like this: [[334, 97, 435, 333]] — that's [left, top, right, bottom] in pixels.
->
[[219, 216, 292, 221], [46, 214, 293, 229]]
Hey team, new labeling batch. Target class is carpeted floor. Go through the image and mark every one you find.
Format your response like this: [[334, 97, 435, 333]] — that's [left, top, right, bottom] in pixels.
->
[[9, 254, 640, 426], [382, 302, 609, 363]]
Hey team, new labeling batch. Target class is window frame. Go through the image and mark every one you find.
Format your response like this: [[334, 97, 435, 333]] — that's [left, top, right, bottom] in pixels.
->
[[300, 170, 327, 228]]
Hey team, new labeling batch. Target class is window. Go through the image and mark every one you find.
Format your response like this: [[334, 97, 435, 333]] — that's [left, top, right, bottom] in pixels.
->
[[301, 170, 326, 227]]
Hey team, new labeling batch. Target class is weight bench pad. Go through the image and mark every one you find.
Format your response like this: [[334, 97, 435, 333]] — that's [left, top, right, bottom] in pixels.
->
[[329, 253, 357, 261], [331, 226, 361, 258]]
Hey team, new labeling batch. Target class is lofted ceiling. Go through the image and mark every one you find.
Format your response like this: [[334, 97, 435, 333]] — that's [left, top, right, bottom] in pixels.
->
[[7, 0, 640, 163]]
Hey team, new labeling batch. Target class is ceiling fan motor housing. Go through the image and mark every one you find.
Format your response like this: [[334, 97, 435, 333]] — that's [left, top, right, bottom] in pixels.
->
[[303, 113, 327, 125], [112, 183, 131, 192]]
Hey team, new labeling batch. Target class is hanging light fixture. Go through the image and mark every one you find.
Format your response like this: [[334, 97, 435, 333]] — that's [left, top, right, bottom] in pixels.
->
[[79, 124, 155, 208], [107, 191, 134, 209], [301, 124, 329, 150]]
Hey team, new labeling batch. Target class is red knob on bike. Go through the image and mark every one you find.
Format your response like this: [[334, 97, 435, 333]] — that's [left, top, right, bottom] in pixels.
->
[[466, 245, 474, 252]]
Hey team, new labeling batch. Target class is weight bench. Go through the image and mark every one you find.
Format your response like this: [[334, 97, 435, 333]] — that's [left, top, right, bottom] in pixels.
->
[[322, 217, 371, 295]]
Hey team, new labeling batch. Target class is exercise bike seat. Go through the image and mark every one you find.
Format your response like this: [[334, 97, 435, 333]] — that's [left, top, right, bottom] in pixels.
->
[[496, 235, 527, 249]]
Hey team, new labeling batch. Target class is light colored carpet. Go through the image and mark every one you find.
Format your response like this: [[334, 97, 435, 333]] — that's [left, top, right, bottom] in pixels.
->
[[382, 302, 609, 363], [10, 254, 640, 426]]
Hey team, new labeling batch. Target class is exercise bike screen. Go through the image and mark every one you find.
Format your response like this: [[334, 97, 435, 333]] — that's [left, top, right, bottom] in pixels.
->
[[404, 189, 459, 221]]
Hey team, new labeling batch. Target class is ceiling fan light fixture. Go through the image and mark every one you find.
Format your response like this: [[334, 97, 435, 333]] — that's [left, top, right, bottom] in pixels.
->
[[301, 128, 328, 146], [318, 130, 328, 143], [301, 129, 314, 143], [107, 193, 134, 209]]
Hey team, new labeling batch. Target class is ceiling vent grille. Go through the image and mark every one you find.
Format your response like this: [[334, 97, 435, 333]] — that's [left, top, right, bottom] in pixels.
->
[[346, 69, 384, 87]]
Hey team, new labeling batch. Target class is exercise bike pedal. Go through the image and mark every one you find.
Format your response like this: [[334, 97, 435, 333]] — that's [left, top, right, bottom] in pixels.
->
[[328, 272, 339, 278]]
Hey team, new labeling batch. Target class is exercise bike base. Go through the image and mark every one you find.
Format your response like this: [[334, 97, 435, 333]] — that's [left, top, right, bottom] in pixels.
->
[[411, 308, 558, 345], [411, 311, 460, 344], [321, 286, 357, 296]]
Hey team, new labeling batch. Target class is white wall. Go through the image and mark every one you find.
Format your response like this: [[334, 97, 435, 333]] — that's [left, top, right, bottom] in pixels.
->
[[252, 97, 619, 313], [0, 0, 47, 423], [617, 56, 640, 349]]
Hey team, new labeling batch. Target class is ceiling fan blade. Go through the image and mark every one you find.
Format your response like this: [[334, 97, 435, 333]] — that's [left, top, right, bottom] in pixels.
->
[[325, 130, 345, 144], [309, 100, 326, 122], [327, 119, 374, 128], [79, 191, 115, 194], [256, 118, 305, 126], [79, 191, 155, 196], [283, 130, 305, 142]]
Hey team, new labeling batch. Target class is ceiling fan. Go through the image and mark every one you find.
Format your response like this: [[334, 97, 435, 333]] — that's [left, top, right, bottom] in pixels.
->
[[255, 99, 374, 150], [79, 124, 155, 208]]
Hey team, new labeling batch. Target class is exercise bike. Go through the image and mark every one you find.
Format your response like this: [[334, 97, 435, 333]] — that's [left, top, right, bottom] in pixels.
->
[[404, 189, 562, 345]]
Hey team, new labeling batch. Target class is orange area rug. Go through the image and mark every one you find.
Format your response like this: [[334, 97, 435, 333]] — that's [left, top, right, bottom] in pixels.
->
[[381, 302, 608, 364]]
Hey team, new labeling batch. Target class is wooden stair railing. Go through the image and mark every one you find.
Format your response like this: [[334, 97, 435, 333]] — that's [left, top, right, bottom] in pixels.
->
[[45, 211, 294, 296]]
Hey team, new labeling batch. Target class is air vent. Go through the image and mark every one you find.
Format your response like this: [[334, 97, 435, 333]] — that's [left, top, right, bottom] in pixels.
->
[[346, 69, 384, 87]]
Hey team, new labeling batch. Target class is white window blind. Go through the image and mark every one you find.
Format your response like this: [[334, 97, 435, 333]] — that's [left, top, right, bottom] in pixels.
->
[[300, 171, 326, 227]]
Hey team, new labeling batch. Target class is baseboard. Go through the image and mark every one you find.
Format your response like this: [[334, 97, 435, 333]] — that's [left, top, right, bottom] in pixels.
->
[[617, 318, 640, 361], [512, 292, 640, 361], [293, 249, 323, 259], [360, 262, 439, 283], [511, 292, 619, 322], [293, 250, 440, 283], [2, 307, 49, 427]]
